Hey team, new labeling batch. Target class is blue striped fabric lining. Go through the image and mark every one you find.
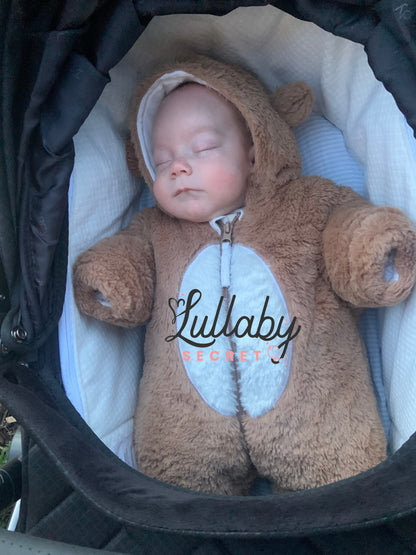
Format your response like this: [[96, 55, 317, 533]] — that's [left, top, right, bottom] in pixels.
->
[[295, 113, 390, 442]]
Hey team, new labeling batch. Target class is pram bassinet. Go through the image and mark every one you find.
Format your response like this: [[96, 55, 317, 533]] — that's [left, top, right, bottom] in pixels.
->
[[1, 1, 416, 553]]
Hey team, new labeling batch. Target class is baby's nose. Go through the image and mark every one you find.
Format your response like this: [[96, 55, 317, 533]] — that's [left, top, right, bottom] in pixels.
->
[[170, 158, 192, 178]]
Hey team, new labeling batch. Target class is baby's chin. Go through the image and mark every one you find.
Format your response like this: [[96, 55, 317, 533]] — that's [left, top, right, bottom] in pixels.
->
[[157, 202, 214, 223], [173, 211, 212, 223], [157, 198, 244, 223]]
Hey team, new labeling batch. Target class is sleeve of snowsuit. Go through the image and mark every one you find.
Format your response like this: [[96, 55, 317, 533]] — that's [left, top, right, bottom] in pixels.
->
[[323, 186, 416, 307], [73, 209, 155, 327]]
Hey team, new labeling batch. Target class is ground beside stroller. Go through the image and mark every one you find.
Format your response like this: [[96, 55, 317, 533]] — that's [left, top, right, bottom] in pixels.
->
[[0, 403, 18, 528]]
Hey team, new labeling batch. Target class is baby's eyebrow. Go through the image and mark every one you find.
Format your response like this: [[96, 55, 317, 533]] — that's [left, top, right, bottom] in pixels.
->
[[152, 144, 168, 153], [190, 126, 222, 137]]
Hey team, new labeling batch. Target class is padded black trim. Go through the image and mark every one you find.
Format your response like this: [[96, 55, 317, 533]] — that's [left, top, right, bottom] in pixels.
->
[[1, 359, 416, 537]]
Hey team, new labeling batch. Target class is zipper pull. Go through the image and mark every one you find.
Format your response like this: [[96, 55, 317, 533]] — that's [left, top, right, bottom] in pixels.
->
[[218, 213, 240, 246], [220, 221, 232, 243]]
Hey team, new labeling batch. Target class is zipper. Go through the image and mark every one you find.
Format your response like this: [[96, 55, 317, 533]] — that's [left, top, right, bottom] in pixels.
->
[[216, 214, 253, 462], [217, 214, 239, 288]]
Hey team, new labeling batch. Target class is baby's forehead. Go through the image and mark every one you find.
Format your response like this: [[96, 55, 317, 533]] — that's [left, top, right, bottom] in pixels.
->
[[154, 82, 247, 134], [156, 83, 225, 118]]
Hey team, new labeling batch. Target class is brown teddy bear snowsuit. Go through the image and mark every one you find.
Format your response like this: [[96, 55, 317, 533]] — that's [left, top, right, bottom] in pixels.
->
[[73, 56, 416, 495]]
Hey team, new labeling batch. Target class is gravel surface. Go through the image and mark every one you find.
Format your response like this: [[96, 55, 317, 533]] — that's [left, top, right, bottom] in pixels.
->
[[0, 403, 18, 454]]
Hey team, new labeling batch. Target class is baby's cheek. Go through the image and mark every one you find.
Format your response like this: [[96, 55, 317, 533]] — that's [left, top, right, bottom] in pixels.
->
[[153, 178, 164, 200], [153, 179, 171, 209], [209, 165, 243, 188]]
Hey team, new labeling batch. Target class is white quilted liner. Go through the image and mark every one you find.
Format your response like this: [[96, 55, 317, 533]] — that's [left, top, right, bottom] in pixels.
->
[[60, 6, 416, 466]]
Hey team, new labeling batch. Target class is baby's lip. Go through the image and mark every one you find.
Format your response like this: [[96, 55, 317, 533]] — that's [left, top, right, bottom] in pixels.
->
[[174, 187, 199, 197]]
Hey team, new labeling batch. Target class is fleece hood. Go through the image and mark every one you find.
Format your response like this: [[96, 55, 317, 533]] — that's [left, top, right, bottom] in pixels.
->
[[126, 56, 314, 207]]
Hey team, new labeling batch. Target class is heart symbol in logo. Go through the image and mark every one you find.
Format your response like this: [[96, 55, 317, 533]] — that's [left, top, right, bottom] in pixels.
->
[[168, 296, 186, 323]]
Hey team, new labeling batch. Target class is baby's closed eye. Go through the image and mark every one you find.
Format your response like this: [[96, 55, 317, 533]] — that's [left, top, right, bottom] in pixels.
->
[[192, 131, 222, 154], [192, 140, 220, 154], [155, 159, 171, 167], [153, 149, 172, 167]]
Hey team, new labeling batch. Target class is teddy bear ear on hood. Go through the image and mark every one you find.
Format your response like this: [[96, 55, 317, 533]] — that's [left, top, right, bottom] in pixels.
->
[[271, 81, 314, 128], [125, 139, 142, 177]]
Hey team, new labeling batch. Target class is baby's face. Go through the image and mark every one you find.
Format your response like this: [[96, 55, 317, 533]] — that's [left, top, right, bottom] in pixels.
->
[[151, 84, 254, 222]]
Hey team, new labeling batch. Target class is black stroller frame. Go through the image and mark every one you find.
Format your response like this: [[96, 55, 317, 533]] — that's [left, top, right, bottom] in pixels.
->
[[1, 1, 416, 553]]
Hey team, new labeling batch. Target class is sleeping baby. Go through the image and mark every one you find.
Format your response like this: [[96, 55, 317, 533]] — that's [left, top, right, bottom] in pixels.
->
[[73, 56, 416, 495]]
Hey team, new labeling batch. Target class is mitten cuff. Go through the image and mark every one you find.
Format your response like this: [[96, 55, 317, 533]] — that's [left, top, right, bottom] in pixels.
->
[[323, 205, 416, 307]]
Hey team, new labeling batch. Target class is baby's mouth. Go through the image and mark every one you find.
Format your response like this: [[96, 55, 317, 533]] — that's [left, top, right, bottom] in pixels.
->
[[174, 187, 199, 197]]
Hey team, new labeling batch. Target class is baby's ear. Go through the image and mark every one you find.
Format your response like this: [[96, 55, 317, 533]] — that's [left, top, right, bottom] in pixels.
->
[[125, 139, 142, 177], [271, 81, 314, 128]]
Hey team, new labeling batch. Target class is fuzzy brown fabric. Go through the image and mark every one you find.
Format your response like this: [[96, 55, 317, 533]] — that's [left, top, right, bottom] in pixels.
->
[[73, 56, 416, 495]]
